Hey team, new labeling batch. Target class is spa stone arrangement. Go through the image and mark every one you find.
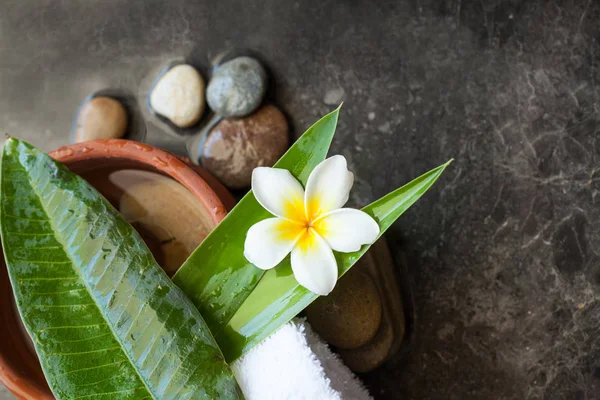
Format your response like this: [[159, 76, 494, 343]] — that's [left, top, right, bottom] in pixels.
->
[[71, 54, 403, 373], [73, 56, 288, 190], [0, 51, 450, 399]]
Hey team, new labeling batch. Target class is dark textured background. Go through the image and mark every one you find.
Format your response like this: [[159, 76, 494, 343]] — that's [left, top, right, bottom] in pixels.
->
[[1, 1, 600, 399]]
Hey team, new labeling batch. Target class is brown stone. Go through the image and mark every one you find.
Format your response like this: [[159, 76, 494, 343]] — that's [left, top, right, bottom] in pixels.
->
[[336, 239, 407, 373], [74, 96, 128, 142], [201, 105, 289, 189], [363, 239, 406, 359], [337, 309, 395, 373], [306, 263, 382, 350]]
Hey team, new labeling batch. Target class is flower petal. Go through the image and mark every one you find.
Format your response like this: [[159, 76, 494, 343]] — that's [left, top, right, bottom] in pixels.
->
[[244, 218, 305, 270], [314, 208, 380, 253], [291, 230, 338, 295], [252, 167, 305, 222], [304, 155, 354, 220]]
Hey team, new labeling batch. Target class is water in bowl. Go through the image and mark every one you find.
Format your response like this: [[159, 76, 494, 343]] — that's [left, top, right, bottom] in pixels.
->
[[81, 167, 216, 276]]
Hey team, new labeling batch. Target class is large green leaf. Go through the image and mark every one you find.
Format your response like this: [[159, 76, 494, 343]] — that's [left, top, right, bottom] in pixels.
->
[[0, 139, 242, 399], [172, 106, 341, 333], [217, 160, 452, 361]]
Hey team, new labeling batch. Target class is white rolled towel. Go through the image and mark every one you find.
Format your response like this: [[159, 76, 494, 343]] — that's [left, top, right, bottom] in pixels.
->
[[232, 318, 373, 400]]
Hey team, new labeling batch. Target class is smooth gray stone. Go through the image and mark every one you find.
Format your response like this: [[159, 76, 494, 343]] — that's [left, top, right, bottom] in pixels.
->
[[206, 57, 267, 117]]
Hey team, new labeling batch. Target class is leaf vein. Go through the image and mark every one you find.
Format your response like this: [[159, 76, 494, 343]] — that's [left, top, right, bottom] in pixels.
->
[[137, 305, 177, 366], [114, 266, 146, 326], [3, 214, 50, 222], [13, 259, 71, 264], [11, 245, 61, 250], [160, 337, 200, 396], [5, 231, 52, 236], [63, 360, 127, 376], [89, 239, 123, 286], [52, 332, 112, 344], [147, 319, 189, 380], [19, 277, 78, 282], [48, 345, 120, 356], [30, 287, 86, 296], [32, 303, 95, 309], [39, 323, 103, 332]]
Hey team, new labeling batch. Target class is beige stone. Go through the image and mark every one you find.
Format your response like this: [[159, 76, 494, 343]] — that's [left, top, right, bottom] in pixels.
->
[[150, 64, 205, 128], [74, 96, 128, 142]]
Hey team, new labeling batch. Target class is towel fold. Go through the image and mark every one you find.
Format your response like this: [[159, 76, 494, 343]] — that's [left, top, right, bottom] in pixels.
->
[[232, 318, 373, 400]]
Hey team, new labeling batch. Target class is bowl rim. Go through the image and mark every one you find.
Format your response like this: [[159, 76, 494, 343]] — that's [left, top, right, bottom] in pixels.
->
[[0, 139, 232, 399], [49, 139, 230, 224]]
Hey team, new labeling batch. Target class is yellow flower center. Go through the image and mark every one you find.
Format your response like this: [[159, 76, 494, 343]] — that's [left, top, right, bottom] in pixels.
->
[[276, 196, 329, 252]]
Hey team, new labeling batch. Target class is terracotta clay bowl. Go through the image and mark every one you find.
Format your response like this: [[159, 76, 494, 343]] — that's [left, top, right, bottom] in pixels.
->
[[0, 139, 234, 399]]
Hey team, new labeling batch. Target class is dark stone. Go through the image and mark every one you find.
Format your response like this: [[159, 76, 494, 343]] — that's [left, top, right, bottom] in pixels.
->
[[201, 105, 288, 189], [306, 265, 382, 350]]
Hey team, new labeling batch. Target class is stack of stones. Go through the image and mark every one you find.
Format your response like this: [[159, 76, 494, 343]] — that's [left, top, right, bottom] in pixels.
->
[[149, 56, 288, 189], [306, 239, 406, 373], [74, 56, 289, 191]]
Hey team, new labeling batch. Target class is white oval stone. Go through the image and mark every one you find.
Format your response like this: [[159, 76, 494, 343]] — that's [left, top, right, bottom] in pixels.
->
[[150, 64, 205, 128]]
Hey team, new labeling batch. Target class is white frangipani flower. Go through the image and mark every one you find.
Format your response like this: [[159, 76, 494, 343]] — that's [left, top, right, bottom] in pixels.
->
[[244, 155, 380, 295]]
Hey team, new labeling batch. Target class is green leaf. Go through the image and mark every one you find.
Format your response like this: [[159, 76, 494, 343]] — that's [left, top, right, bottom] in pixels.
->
[[216, 159, 452, 361], [172, 106, 341, 333], [0, 139, 242, 399]]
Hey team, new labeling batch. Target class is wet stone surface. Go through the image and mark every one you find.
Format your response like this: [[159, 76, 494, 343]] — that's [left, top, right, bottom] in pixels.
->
[[201, 105, 288, 189], [207, 56, 267, 117], [2, 1, 600, 399], [306, 265, 382, 350], [149, 64, 205, 128]]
